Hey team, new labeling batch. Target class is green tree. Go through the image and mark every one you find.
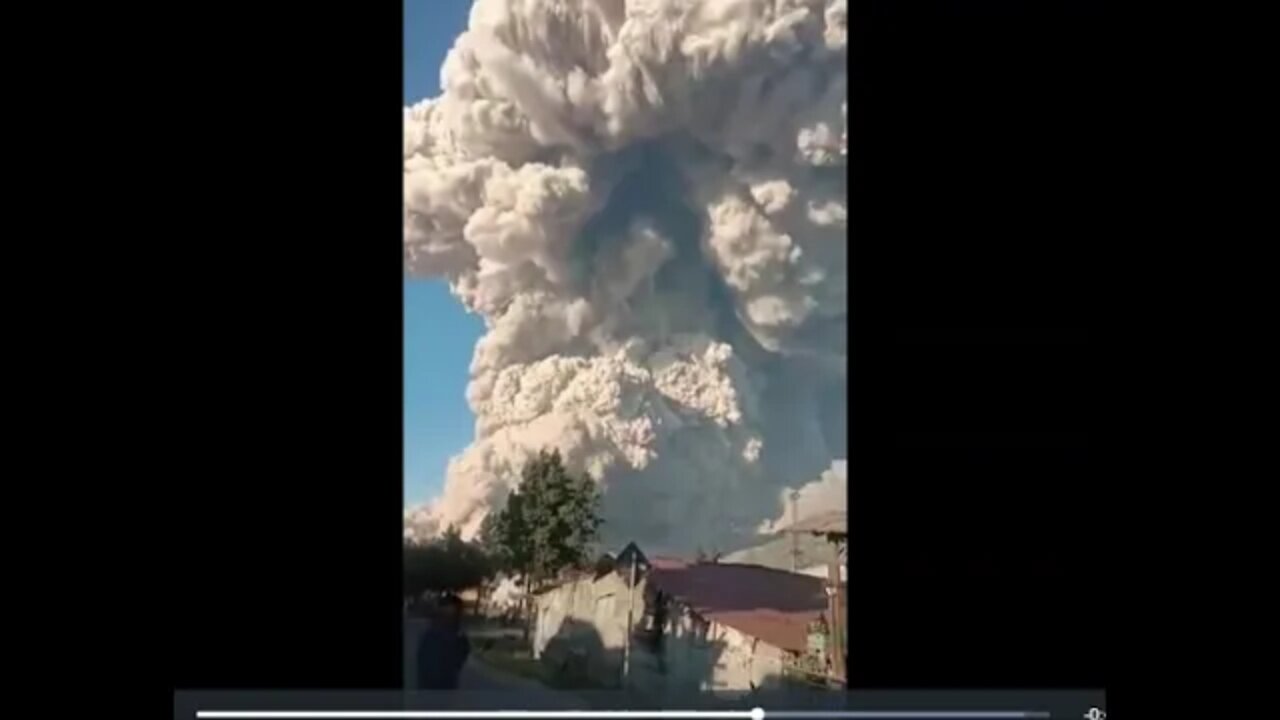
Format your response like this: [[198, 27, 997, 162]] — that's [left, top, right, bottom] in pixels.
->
[[479, 492, 529, 578], [525, 449, 603, 586], [481, 449, 603, 632], [403, 524, 494, 600]]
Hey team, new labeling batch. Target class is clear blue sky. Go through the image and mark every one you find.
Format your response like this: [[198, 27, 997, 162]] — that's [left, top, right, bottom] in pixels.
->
[[404, 0, 483, 506]]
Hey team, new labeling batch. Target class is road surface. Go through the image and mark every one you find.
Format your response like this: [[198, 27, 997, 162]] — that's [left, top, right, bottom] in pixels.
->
[[405, 616, 586, 708]]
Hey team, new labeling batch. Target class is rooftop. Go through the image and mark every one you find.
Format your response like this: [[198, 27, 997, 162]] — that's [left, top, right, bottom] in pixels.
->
[[647, 557, 838, 653]]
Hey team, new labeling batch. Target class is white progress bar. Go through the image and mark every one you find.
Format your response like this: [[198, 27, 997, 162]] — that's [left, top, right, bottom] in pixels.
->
[[197, 707, 757, 712], [195, 711, 1048, 719]]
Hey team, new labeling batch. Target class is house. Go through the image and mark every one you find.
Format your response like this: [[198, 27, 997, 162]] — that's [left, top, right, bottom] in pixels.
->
[[779, 510, 848, 681], [531, 544, 845, 697]]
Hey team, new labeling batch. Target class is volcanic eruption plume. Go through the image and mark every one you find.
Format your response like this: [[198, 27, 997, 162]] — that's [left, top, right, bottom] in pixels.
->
[[404, 0, 847, 554]]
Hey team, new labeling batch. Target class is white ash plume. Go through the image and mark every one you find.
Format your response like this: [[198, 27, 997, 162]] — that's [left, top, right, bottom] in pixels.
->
[[757, 459, 847, 535], [405, 0, 847, 554]]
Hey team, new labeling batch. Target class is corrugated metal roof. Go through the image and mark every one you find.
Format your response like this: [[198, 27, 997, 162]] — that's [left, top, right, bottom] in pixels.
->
[[646, 559, 835, 653]]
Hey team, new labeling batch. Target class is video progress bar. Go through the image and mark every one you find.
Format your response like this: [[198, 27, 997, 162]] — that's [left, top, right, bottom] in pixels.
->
[[195, 711, 1052, 719]]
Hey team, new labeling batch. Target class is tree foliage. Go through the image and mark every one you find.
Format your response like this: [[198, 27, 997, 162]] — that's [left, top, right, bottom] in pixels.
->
[[403, 524, 493, 598], [479, 449, 603, 590]]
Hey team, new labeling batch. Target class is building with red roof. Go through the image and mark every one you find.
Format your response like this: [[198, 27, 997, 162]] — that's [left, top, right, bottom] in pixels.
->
[[531, 545, 845, 696]]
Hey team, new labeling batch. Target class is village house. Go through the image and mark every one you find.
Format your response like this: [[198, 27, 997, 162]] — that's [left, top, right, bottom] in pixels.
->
[[531, 543, 846, 698]]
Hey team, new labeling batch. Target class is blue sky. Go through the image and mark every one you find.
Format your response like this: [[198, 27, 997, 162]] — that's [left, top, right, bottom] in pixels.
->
[[404, 0, 482, 506]]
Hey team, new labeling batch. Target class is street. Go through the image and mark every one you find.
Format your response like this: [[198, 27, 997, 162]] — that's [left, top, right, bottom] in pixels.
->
[[405, 616, 585, 708]]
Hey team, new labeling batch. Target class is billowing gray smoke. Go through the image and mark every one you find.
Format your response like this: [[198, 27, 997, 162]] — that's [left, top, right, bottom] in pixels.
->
[[404, 0, 847, 555], [757, 459, 847, 534]]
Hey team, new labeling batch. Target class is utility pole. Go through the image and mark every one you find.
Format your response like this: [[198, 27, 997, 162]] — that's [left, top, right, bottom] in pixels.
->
[[622, 551, 638, 686], [827, 537, 846, 683], [523, 573, 532, 644], [790, 489, 801, 572]]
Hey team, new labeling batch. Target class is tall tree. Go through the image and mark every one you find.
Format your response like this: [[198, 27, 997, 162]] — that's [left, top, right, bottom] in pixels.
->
[[479, 492, 529, 579], [480, 449, 602, 638], [483, 449, 603, 590]]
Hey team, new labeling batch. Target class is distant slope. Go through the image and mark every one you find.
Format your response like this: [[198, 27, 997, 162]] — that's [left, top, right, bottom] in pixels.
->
[[722, 532, 836, 571]]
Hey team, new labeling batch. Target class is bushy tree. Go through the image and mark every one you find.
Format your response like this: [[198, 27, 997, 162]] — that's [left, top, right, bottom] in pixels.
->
[[478, 449, 603, 636], [480, 450, 601, 583], [479, 492, 529, 578], [403, 524, 493, 599]]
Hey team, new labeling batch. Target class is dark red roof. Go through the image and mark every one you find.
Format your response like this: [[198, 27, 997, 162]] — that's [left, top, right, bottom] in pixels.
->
[[647, 558, 833, 652]]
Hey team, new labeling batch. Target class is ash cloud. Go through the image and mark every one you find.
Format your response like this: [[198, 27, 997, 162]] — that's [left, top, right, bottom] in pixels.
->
[[404, 0, 847, 554], [757, 459, 847, 535]]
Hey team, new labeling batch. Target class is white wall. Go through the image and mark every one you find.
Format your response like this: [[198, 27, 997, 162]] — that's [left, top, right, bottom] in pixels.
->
[[532, 573, 790, 694], [631, 605, 786, 693], [533, 572, 635, 686]]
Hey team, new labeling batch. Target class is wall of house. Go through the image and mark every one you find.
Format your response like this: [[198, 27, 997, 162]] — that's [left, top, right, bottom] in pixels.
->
[[532, 572, 634, 687], [532, 574, 790, 695], [629, 603, 788, 695]]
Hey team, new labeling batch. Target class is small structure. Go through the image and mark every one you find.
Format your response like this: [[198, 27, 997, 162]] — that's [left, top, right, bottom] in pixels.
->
[[531, 544, 843, 697], [779, 510, 847, 683]]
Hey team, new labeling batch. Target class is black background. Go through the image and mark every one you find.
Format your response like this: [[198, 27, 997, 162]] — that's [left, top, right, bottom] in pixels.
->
[[155, 0, 1112, 699], [847, 0, 1110, 688]]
